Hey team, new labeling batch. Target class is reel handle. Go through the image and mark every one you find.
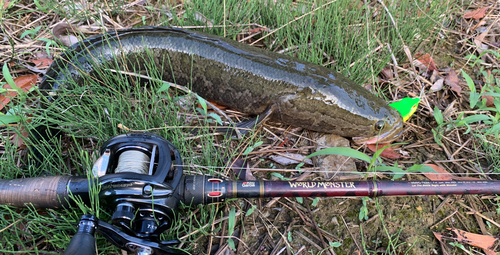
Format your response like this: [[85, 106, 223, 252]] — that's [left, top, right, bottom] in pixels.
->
[[0, 176, 89, 208]]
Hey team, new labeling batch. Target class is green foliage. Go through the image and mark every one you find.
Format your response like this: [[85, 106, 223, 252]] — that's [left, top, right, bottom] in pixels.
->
[[2, 62, 20, 94], [329, 241, 342, 248], [312, 197, 320, 207], [37, 38, 58, 56], [359, 197, 371, 221], [20, 26, 42, 39], [227, 206, 236, 250], [271, 172, 290, 181], [245, 205, 256, 217], [306, 147, 372, 163], [242, 140, 263, 155]]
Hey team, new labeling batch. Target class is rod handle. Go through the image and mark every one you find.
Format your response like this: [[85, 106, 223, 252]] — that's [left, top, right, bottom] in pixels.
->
[[0, 176, 88, 208], [64, 215, 97, 255]]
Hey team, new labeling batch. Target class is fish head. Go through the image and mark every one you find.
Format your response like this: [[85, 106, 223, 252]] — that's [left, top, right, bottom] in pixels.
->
[[352, 107, 403, 144]]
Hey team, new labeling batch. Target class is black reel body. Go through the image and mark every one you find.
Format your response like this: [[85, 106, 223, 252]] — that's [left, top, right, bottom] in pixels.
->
[[86, 133, 187, 255]]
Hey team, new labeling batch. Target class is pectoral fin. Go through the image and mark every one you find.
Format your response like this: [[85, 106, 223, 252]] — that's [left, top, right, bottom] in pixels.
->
[[217, 106, 274, 139]]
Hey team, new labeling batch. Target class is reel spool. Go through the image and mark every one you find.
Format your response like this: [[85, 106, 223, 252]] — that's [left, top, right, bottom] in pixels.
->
[[92, 132, 181, 180]]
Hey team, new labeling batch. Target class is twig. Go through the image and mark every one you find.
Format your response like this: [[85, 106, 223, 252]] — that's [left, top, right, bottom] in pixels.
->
[[179, 210, 241, 240], [341, 215, 362, 252], [0, 218, 22, 233]]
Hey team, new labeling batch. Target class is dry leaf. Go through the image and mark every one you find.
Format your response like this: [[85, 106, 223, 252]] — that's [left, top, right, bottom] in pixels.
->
[[269, 152, 313, 166], [193, 11, 213, 29], [52, 23, 80, 46], [0, 74, 38, 111], [12, 125, 28, 149], [472, 20, 487, 31], [197, 99, 228, 111], [449, 228, 496, 254], [117, 123, 131, 131], [379, 67, 393, 80], [430, 78, 444, 92], [463, 6, 489, 20], [366, 143, 403, 159], [474, 31, 489, 55], [445, 70, 462, 95], [430, 69, 441, 83], [34, 52, 51, 59], [415, 53, 438, 72], [423, 164, 452, 181], [248, 27, 268, 33], [2, 0, 10, 9], [403, 45, 413, 63], [29, 58, 54, 68], [433, 231, 444, 242], [228, 158, 255, 181]]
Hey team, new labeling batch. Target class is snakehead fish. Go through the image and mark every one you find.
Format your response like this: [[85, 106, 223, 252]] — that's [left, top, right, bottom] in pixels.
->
[[39, 26, 403, 143]]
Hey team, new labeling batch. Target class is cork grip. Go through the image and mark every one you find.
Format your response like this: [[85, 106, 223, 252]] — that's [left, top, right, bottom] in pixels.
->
[[0, 176, 73, 208]]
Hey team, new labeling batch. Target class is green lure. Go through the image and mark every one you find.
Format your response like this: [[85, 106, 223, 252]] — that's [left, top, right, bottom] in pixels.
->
[[389, 97, 420, 122]]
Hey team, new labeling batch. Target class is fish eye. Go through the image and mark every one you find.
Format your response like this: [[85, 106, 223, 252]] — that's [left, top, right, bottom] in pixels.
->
[[374, 121, 385, 131]]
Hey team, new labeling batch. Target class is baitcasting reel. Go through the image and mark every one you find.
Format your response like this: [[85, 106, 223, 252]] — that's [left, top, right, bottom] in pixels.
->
[[66, 133, 187, 255]]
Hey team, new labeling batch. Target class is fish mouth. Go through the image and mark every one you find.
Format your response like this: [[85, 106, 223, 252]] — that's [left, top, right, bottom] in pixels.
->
[[352, 123, 403, 145]]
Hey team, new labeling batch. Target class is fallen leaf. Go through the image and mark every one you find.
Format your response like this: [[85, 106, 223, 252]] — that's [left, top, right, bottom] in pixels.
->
[[29, 58, 54, 68], [11, 125, 28, 149], [423, 164, 452, 181], [472, 20, 487, 31], [445, 69, 462, 95], [0, 74, 38, 111], [227, 158, 255, 181], [430, 78, 444, 92], [192, 11, 213, 29], [117, 123, 131, 131], [415, 53, 438, 72], [474, 31, 489, 55], [248, 27, 268, 33], [433, 231, 444, 242], [197, 99, 227, 111], [34, 52, 50, 59], [449, 228, 496, 254], [2, 0, 10, 10], [52, 22, 80, 46], [430, 69, 441, 83], [463, 6, 489, 20], [421, 164, 482, 181], [269, 152, 313, 166], [379, 67, 394, 80], [366, 143, 403, 159]]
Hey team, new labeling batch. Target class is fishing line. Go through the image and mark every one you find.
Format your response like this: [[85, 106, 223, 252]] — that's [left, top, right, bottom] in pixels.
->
[[173, 164, 496, 176], [115, 150, 150, 175]]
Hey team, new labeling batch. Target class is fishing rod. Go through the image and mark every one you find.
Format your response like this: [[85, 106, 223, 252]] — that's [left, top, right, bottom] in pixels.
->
[[0, 133, 497, 255]]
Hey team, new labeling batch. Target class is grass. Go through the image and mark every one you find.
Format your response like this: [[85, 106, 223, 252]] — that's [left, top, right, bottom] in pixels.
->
[[0, 0, 482, 254]]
